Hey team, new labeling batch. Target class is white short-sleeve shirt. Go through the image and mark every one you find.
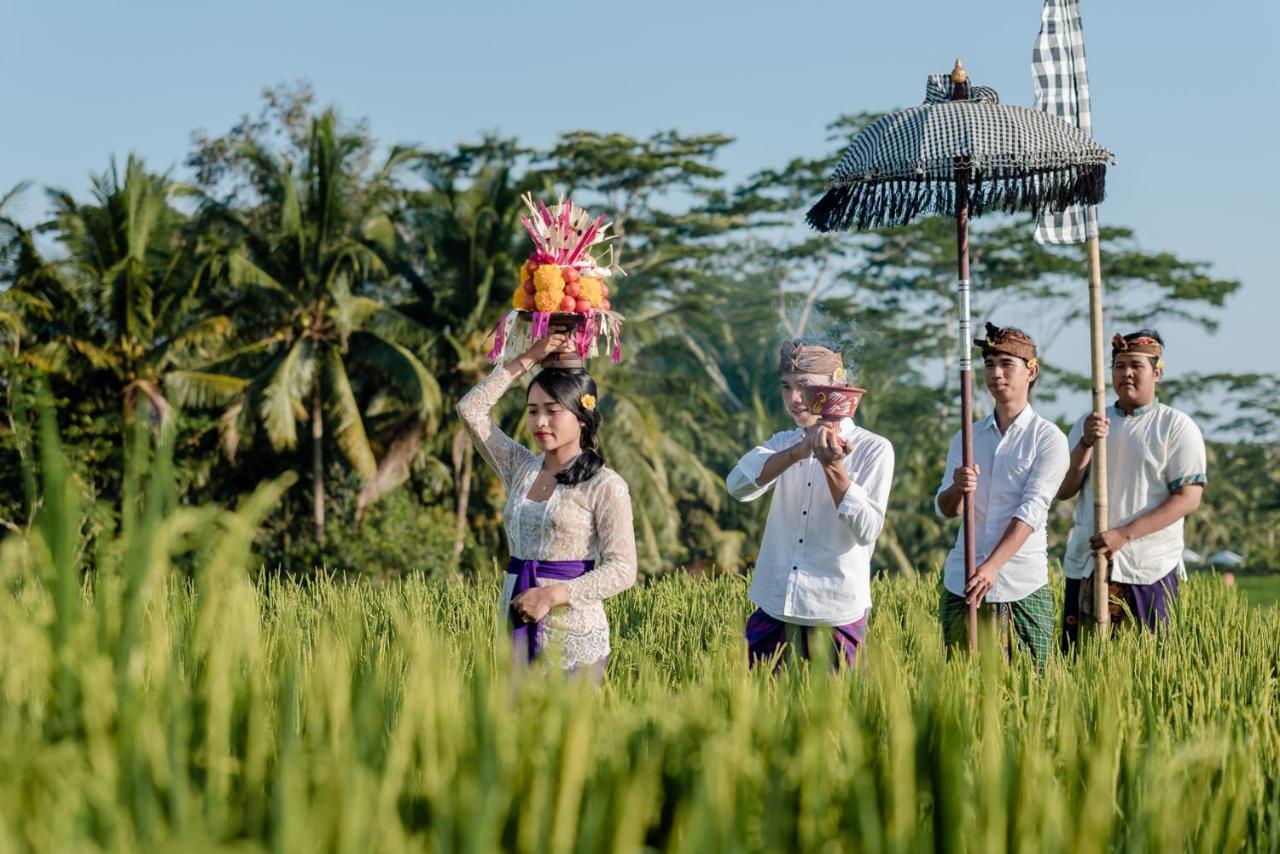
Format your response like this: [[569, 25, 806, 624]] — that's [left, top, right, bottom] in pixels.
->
[[1064, 400, 1207, 584]]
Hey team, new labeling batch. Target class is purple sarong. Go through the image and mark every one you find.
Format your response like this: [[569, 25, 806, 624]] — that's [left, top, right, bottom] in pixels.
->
[[1062, 564, 1180, 652], [745, 608, 867, 672], [507, 557, 593, 662]]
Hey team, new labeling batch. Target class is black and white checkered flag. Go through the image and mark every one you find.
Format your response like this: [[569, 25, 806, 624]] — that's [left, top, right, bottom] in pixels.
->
[[1032, 0, 1098, 244]]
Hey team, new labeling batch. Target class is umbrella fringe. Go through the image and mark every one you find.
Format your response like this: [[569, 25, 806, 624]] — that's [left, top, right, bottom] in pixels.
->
[[806, 164, 1106, 233]]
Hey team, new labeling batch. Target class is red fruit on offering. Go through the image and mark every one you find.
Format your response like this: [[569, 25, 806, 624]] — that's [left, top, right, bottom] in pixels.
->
[[601, 299, 611, 311], [562, 267, 580, 284], [575, 298, 592, 313], [564, 280, 581, 298], [523, 293, 536, 310], [523, 280, 536, 294], [601, 283, 609, 298], [560, 295, 577, 312], [527, 259, 540, 272]]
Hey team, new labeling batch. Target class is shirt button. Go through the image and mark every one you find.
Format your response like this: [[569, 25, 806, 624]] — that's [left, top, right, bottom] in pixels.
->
[[792, 565, 798, 571], [802, 510, 808, 515], [799, 539, 804, 543]]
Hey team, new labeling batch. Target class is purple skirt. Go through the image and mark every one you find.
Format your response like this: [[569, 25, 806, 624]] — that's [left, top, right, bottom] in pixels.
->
[[745, 608, 868, 672]]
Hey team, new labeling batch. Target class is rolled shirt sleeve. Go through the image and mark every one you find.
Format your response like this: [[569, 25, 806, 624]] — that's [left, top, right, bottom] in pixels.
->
[[1012, 427, 1070, 531], [726, 431, 798, 503], [934, 431, 964, 518], [836, 438, 894, 546]]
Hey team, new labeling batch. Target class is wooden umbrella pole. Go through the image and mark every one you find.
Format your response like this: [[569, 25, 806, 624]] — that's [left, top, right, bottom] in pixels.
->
[[952, 61, 977, 647], [951, 61, 979, 650], [1086, 222, 1111, 636], [957, 175, 978, 650]]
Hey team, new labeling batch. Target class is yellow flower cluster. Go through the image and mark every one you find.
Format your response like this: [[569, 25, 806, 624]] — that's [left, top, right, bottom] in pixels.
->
[[512, 261, 534, 309], [578, 276, 602, 307], [532, 265, 565, 313], [512, 261, 615, 314]]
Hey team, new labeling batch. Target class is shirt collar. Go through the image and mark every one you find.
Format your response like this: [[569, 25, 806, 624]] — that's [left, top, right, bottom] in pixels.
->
[[1113, 397, 1159, 418], [984, 404, 1035, 434]]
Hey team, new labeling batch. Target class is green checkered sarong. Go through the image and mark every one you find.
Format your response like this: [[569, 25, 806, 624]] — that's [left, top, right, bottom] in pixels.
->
[[940, 584, 1055, 670]]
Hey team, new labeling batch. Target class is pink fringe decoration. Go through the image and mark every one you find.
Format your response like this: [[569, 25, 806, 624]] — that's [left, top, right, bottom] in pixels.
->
[[531, 311, 550, 339], [565, 214, 605, 266], [486, 316, 507, 362], [577, 313, 595, 357], [610, 316, 622, 363]]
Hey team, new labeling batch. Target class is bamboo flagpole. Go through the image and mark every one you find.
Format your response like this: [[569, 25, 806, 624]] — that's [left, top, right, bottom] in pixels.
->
[[1032, 0, 1110, 634], [1086, 216, 1110, 634]]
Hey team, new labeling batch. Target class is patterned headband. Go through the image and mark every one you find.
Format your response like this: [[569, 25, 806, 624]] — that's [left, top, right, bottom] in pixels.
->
[[1112, 334, 1164, 368], [778, 341, 845, 379], [975, 322, 1038, 366]]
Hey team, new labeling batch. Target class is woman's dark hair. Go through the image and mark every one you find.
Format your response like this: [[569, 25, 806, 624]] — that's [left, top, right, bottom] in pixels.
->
[[528, 368, 605, 486]]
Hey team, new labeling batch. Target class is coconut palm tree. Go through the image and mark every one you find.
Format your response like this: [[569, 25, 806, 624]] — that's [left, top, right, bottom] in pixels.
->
[[168, 111, 439, 543], [12, 157, 228, 428]]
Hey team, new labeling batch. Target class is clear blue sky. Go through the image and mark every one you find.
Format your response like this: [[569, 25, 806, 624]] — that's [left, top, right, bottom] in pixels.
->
[[4, 0, 1275, 423]]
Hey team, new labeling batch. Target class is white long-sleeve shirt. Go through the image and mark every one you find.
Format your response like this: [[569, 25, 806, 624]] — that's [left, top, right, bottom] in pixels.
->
[[726, 425, 895, 626], [934, 406, 1069, 603]]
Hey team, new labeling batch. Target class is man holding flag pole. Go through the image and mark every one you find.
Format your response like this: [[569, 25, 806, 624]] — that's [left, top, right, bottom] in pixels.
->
[[1030, 0, 1112, 640]]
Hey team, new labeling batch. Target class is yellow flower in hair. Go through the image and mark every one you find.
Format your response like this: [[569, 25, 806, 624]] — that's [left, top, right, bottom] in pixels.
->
[[1156, 358, 1166, 370], [832, 367, 847, 383], [1027, 357, 1039, 370], [580, 394, 597, 411]]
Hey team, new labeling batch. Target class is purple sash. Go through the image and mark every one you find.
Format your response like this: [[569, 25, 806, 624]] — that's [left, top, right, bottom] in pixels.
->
[[507, 557, 594, 662]]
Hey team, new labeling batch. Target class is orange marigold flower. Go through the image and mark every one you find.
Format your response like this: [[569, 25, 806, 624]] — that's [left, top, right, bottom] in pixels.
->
[[533, 265, 565, 293], [578, 276, 603, 307]]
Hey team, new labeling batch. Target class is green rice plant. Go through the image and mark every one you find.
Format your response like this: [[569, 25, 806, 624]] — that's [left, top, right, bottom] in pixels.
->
[[0, 410, 1277, 851]]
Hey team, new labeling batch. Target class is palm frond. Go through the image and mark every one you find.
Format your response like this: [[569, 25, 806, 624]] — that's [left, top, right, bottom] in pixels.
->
[[165, 370, 250, 409], [324, 349, 377, 479], [226, 252, 294, 298], [349, 333, 441, 428], [335, 295, 431, 345], [151, 315, 235, 370], [260, 338, 315, 450], [65, 337, 118, 371]]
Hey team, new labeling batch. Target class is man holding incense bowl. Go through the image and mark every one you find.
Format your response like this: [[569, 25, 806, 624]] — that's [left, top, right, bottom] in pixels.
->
[[726, 339, 895, 670]]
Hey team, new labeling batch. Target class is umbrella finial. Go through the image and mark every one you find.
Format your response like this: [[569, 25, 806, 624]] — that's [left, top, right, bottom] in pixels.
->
[[951, 59, 967, 84]]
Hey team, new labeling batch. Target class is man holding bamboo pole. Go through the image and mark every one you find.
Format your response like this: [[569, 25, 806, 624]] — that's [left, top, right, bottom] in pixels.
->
[[1058, 330, 1206, 648]]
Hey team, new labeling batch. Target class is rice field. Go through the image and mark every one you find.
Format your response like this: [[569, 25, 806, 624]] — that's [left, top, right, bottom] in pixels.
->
[[2, 422, 1278, 852]]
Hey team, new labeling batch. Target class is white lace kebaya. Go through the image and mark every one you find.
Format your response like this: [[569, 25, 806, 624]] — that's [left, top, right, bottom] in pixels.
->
[[457, 366, 638, 671]]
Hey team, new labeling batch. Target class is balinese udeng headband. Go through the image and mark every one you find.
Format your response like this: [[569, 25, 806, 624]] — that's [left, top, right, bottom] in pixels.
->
[[1112, 333, 1165, 369], [778, 340, 846, 381], [975, 322, 1039, 369]]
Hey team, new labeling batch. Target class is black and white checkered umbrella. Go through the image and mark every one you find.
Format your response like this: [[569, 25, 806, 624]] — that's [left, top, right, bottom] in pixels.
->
[[805, 62, 1114, 648], [807, 69, 1113, 232]]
